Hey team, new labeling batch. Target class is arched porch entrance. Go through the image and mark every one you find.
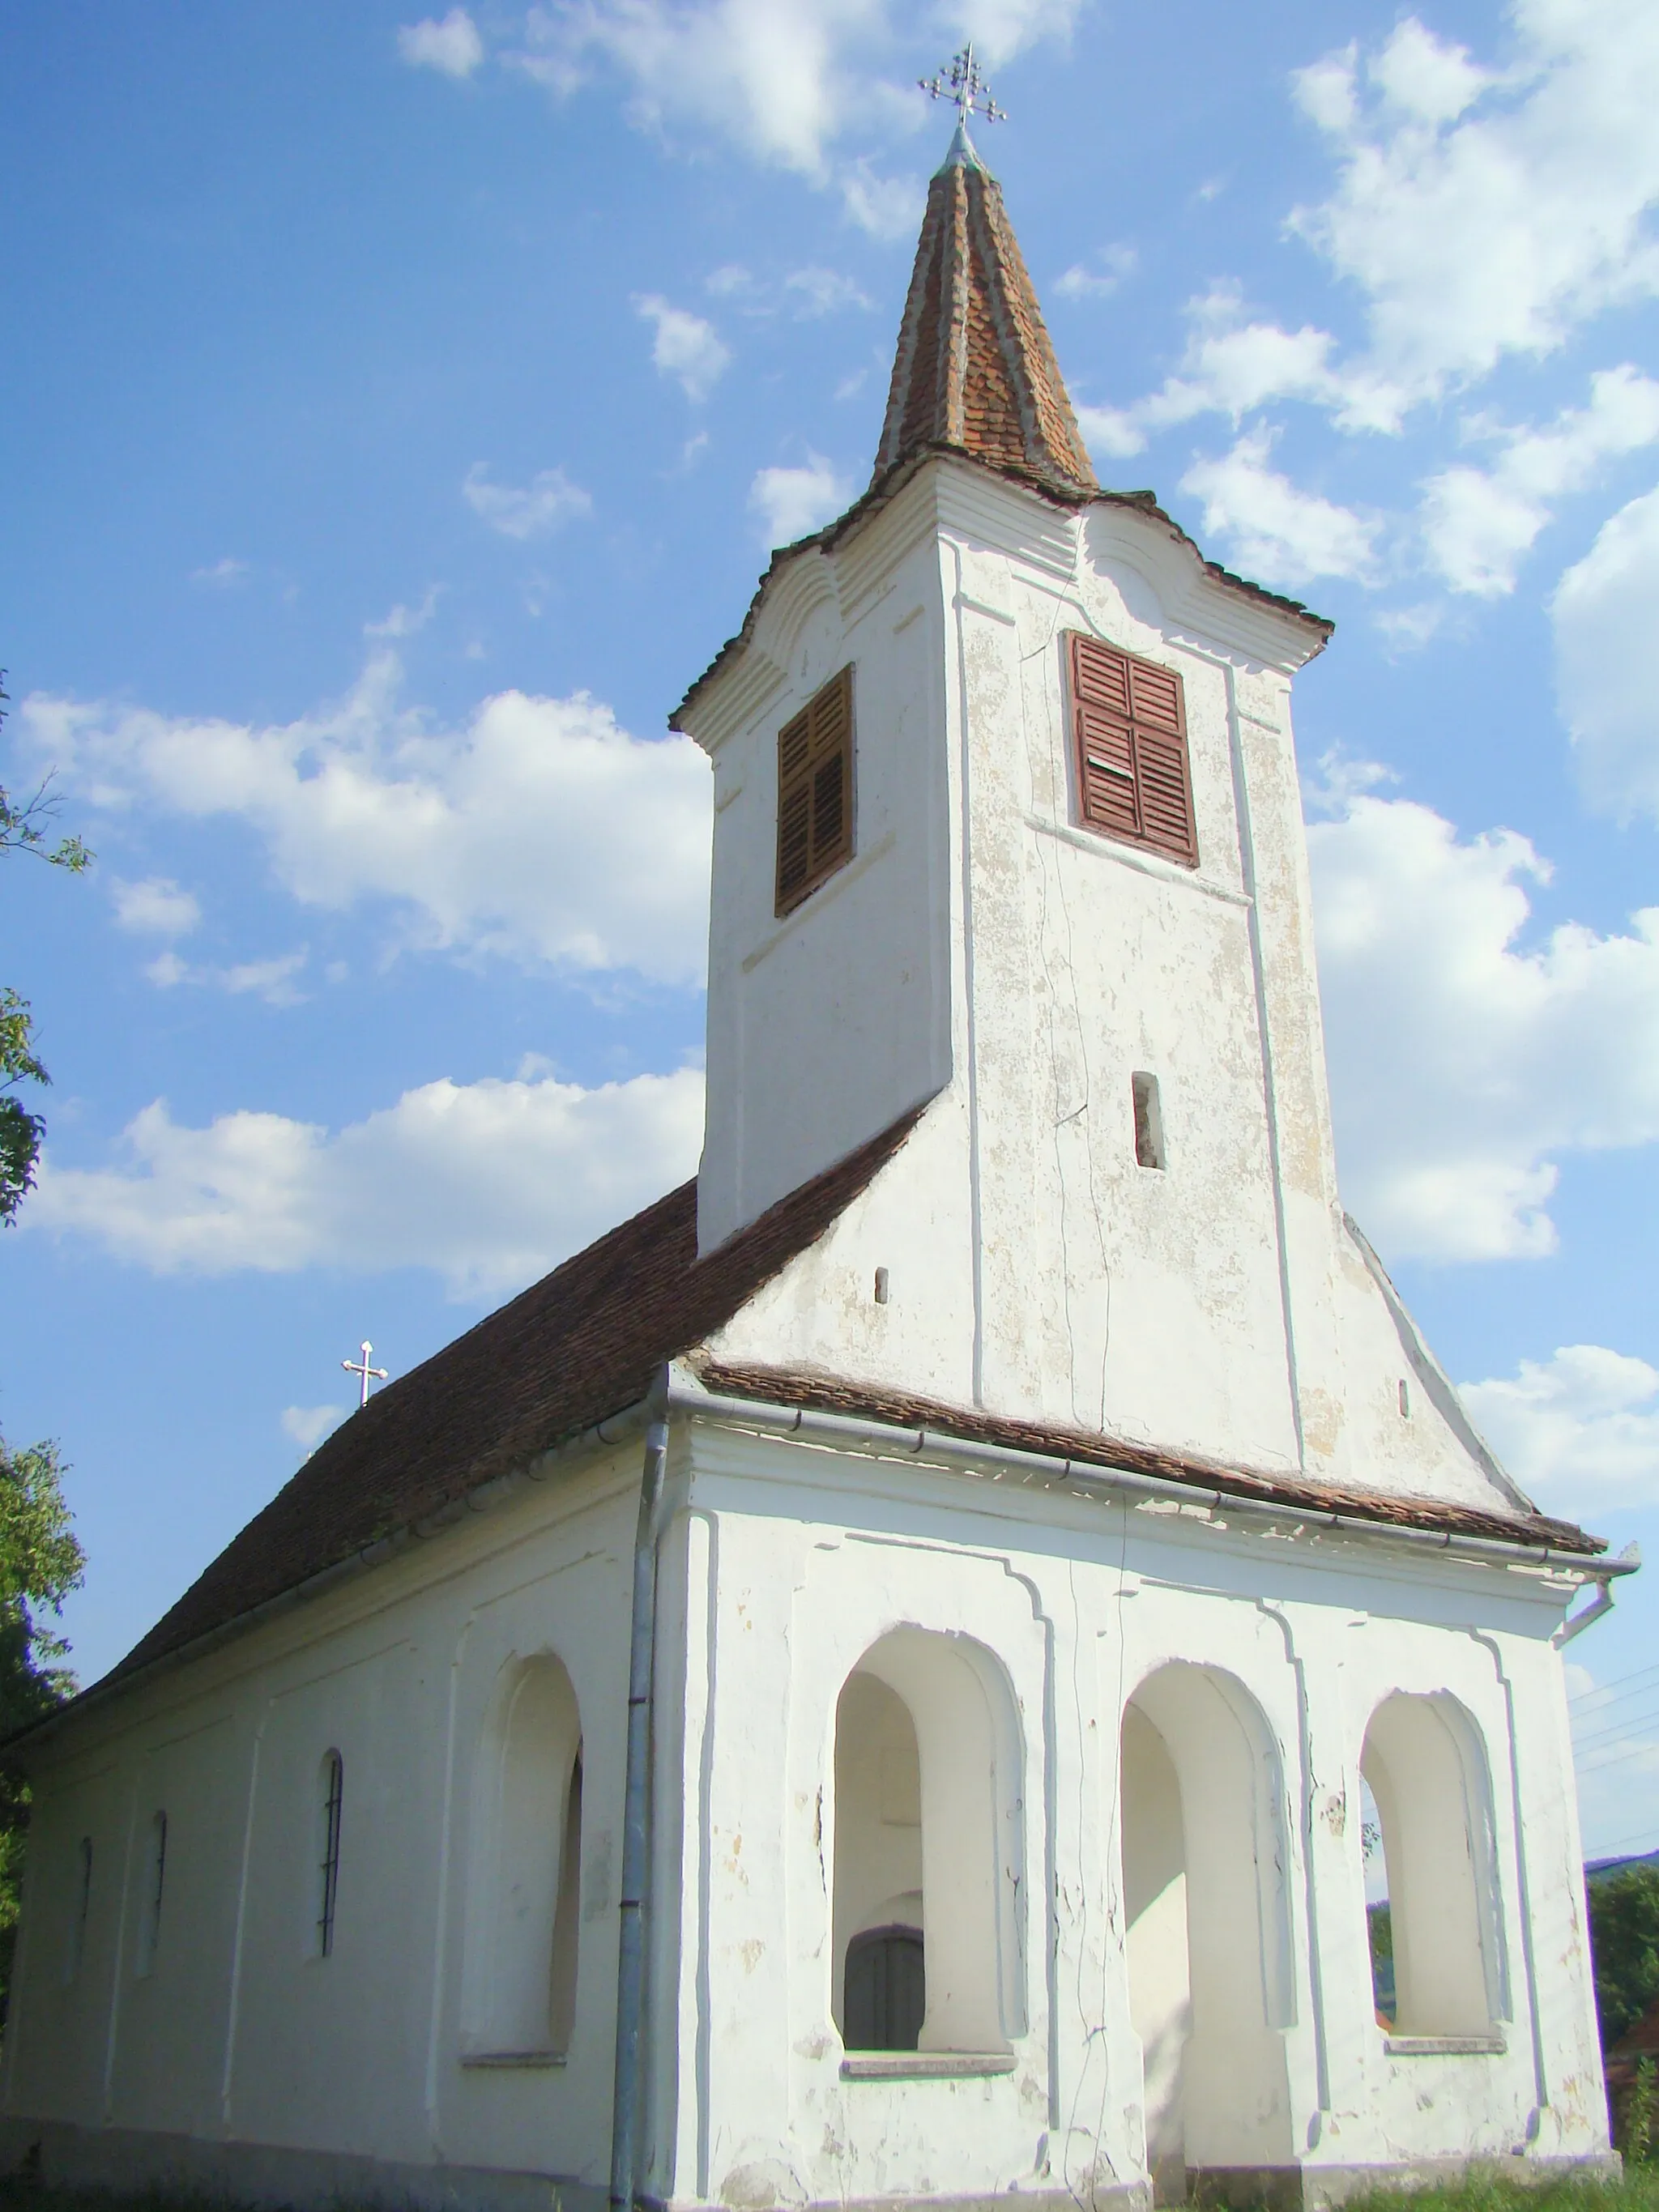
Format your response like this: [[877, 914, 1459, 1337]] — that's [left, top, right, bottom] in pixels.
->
[[1119, 1662, 1294, 2200]]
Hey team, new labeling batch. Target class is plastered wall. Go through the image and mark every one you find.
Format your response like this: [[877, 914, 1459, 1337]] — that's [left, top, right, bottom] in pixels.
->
[[694, 458, 1526, 1518], [3, 1444, 643, 2194], [6, 1418, 1610, 2209], [646, 1424, 1609, 2211]]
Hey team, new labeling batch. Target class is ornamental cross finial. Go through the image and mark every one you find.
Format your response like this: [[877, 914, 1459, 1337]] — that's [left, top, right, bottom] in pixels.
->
[[918, 43, 1006, 128], [342, 1339, 389, 1409]]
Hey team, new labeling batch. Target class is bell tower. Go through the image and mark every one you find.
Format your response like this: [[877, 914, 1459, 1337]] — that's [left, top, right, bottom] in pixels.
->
[[673, 90, 1513, 1510]]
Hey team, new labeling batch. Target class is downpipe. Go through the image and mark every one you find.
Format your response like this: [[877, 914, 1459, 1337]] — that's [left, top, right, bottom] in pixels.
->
[[609, 1366, 671, 2212]]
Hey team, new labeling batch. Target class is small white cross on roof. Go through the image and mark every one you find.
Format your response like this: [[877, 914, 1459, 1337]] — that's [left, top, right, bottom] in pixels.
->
[[342, 1340, 390, 1409], [918, 43, 1007, 129]]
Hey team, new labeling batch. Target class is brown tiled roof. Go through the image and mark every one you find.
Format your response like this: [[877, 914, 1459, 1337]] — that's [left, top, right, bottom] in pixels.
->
[[695, 1360, 1605, 1558], [671, 129, 1330, 738], [104, 1110, 928, 1690], [872, 127, 1096, 497], [87, 1101, 1601, 1720]]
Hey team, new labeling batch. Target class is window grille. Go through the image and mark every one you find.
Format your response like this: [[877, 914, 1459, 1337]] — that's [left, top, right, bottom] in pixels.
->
[[318, 1750, 344, 1958]]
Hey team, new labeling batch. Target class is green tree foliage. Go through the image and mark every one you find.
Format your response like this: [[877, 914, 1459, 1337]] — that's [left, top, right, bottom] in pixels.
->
[[1589, 1864, 1659, 2048], [0, 671, 93, 1225], [0, 1432, 86, 2010]]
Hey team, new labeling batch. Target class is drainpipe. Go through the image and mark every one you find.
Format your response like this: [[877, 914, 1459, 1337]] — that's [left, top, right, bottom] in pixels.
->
[[1555, 1548, 1639, 1646], [610, 1366, 671, 2212]]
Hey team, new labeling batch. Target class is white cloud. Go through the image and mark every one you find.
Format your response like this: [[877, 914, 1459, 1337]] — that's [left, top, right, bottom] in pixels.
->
[[748, 454, 853, 548], [25, 1066, 706, 1302], [143, 948, 309, 1006], [839, 161, 925, 241], [1420, 365, 1659, 595], [19, 649, 713, 987], [1074, 403, 1147, 462], [222, 951, 309, 1004], [1055, 245, 1137, 301], [1077, 285, 1397, 454], [1554, 481, 1659, 820], [1290, 4, 1659, 411], [633, 295, 731, 403], [397, 8, 484, 78], [784, 266, 872, 318], [518, 0, 1077, 184], [191, 557, 248, 588], [111, 876, 200, 938], [1179, 430, 1376, 586], [1460, 1345, 1659, 1512], [1092, 6, 1659, 454], [283, 1403, 348, 1455], [366, 587, 442, 639], [1308, 783, 1659, 1261], [462, 462, 593, 539]]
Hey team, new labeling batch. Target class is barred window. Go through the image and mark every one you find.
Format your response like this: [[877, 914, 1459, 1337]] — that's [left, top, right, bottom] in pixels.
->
[[318, 1750, 344, 1958]]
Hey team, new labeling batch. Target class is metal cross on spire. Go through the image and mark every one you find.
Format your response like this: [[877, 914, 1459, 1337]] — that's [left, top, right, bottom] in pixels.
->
[[918, 43, 1007, 129], [342, 1339, 389, 1409]]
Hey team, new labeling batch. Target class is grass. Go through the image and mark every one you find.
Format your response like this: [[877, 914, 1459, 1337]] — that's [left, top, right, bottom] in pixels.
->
[[3, 2176, 1659, 2212], [1334, 2180, 1659, 2212]]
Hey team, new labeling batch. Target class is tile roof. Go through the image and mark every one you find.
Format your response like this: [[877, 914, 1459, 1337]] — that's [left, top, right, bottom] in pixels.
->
[[670, 130, 1332, 736], [89, 1113, 1603, 1711], [872, 130, 1097, 497], [104, 1109, 928, 1690], [694, 1359, 1604, 1558]]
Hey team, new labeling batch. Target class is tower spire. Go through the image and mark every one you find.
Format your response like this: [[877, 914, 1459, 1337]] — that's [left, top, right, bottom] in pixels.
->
[[872, 53, 1096, 498]]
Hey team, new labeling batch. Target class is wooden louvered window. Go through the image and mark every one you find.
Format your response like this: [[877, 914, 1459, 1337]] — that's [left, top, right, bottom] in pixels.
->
[[775, 664, 855, 916], [1066, 634, 1197, 868]]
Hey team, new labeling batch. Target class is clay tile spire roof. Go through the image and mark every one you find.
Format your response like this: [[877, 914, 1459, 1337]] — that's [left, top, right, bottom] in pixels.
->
[[872, 123, 1098, 498]]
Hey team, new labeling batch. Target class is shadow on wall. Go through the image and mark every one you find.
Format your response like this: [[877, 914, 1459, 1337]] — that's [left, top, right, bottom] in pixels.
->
[[1120, 1663, 1295, 2196], [461, 1652, 583, 2062], [831, 1628, 1024, 2056]]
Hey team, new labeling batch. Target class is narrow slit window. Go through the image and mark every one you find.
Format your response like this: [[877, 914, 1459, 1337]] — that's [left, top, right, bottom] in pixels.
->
[[1065, 633, 1197, 868], [775, 664, 855, 915], [318, 1750, 344, 1958], [66, 1835, 93, 1984], [1132, 1072, 1166, 1170], [136, 1810, 167, 1979]]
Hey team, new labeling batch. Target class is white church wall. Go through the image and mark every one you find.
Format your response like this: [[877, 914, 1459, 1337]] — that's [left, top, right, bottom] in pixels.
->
[[692, 476, 957, 1259], [702, 458, 1528, 1533], [3, 1438, 644, 2201], [642, 1420, 1608, 2211]]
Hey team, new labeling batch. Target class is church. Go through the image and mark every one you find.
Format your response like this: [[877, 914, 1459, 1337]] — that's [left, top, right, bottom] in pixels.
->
[[1, 79, 1633, 2212]]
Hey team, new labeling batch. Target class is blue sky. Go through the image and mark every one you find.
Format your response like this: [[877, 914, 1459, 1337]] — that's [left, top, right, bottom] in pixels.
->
[[5, 0, 1659, 1858]]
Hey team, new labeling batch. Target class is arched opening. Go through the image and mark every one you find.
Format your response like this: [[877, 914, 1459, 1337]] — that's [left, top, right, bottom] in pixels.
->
[[1119, 1664, 1293, 2196], [830, 1629, 1021, 2056], [463, 1654, 583, 2058], [1358, 1693, 1498, 2039]]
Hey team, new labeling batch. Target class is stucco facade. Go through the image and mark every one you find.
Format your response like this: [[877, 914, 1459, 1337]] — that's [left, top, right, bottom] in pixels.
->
[[2, 1400, 1614, 2211], [1, 121, 1625, 2212]]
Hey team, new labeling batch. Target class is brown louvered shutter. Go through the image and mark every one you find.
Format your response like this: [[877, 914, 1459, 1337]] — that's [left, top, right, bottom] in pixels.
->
[[1066, 633, 1197, 868], [775, 664, 855, 915]]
